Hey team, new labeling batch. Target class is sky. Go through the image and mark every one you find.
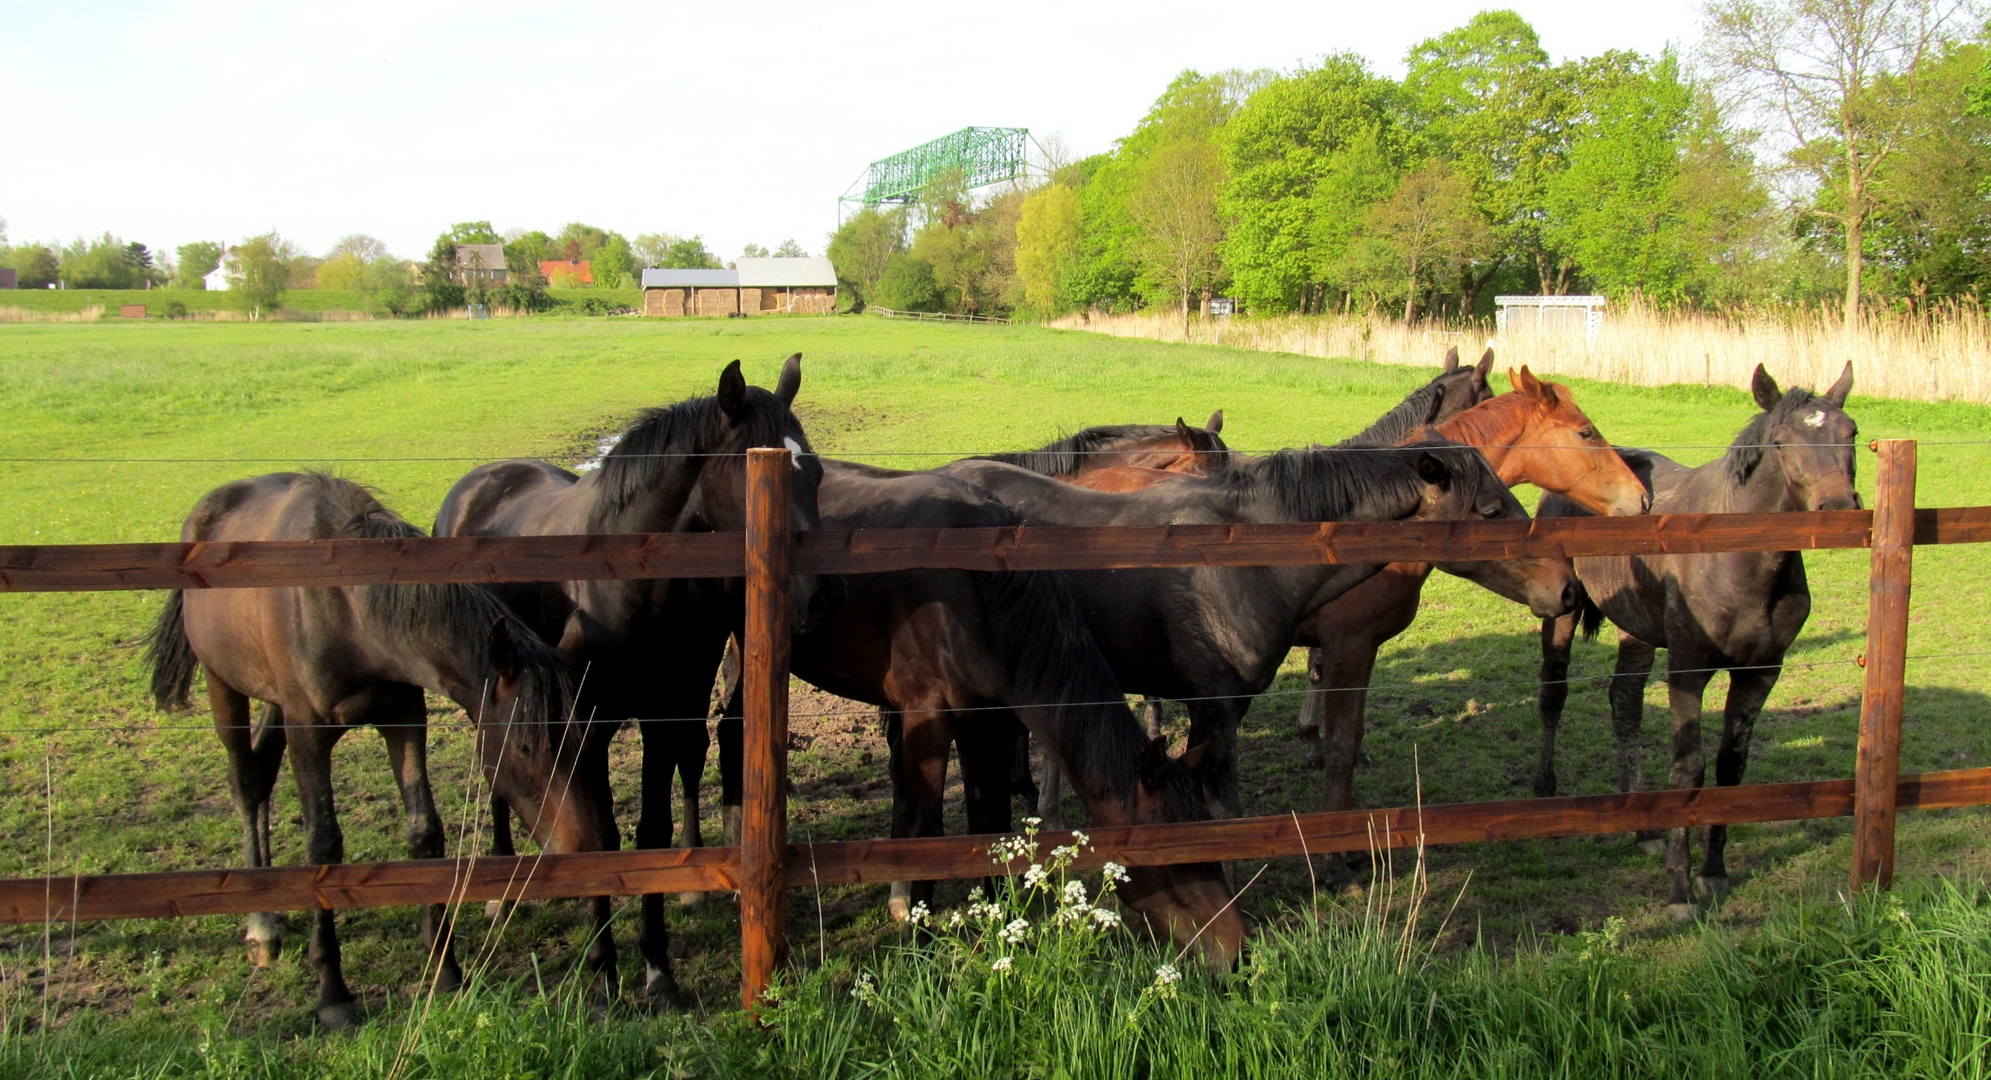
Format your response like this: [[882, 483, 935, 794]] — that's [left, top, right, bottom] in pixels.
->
[[0, 0, 1706, 266]]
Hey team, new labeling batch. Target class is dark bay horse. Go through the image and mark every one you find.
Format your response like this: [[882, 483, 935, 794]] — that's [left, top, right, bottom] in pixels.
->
[[1303, 368, 1649, 819], [146, 473, 597, 1029], [973, 411, 1230, 477], [939, 438, 1569, 818], [433, 355, 833, 1010], [1536, 363, 1858, 915], [718, 461, 1246, 966]]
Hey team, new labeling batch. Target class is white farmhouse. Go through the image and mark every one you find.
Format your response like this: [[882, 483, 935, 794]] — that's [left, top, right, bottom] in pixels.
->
[[203, 258, 230, 291]]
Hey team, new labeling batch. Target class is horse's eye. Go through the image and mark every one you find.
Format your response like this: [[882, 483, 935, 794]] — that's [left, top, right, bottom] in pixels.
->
[[1579, 427, 1597, 440]]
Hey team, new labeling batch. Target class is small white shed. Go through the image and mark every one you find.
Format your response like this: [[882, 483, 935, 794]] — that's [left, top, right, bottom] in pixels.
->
[[203, 260, 230, 291], [1495, 295, 1604, 345]]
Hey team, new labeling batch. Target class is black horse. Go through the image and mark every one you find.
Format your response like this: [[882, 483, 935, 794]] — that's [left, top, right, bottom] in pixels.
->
[[717, 461, 1247, 966], [147, 473, 595, 1029], [433, 355, 835, 1010], [940, 437, 1571, 818], [1536, 363, 1858, 915]]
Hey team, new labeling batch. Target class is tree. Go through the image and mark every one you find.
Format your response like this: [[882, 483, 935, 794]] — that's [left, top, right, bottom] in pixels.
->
[[503, 231, 553, 283], [593, 233, 635, 288], [175, 241, 224, 289], [826, 207, 906, 308], [10, 245, 58, 289], [1222, 53, 1403, 313], [1015, 183, 1085, 314], [1863, 40, 1991, 304], [1125, 137, 1227, 333], [740, 242, 770, 259], [365, 257, 417, 315], [446, 221, 501, 245], [1354, 162, 1494, 321], [227, 233, 292, 319], [775, 238, 808, 258], [60, 233, 159, 289], [419, 236, 464, 312], [315, 252, 368, 291], [1704, 0, 1969, 326], [632, 233, 678, 268], [328, 234, 388, 262], [660, 236, 721, 269]]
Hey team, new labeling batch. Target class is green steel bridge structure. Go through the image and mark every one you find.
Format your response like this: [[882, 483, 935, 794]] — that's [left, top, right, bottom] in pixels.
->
[[841, 127, 1033, 215]]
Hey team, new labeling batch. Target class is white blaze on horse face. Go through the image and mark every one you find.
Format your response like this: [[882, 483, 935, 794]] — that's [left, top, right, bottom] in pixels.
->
[[782, 436, 805, 468], [1804, 410, 1826, 428]]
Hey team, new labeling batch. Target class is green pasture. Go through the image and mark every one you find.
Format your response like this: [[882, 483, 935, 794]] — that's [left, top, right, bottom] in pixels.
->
[[0, 287, 643, 317], [0, 315, 1988, 1073]]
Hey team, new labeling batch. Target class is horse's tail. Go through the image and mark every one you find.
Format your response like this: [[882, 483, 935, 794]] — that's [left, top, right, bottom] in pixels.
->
[[969, 569, 1141, 798], [147, 590, 199, 711], [1576, 587, 1606, 641]]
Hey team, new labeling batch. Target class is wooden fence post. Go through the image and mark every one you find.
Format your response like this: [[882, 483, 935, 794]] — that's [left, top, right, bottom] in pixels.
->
[[741, 447, 793, 1009], [1852, 439, 1917, 891]]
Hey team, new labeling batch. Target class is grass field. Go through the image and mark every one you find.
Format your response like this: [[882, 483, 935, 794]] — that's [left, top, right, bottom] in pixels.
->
[[0, 288, 644, 319], [1, 314, 1989, 1075]]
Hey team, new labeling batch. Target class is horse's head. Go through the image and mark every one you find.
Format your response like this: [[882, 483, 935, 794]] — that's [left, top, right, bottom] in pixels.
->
[[1734, 363, 1860, 513], [685, 355, 843, 633], [1432, 346, 1497, 422], [476, 618, 611, 858], [1118, 738, 1247, 972], [1162, 412, 1232, 474], [1506, 366, 1648, 517], [1408, 440, 1578, 619]]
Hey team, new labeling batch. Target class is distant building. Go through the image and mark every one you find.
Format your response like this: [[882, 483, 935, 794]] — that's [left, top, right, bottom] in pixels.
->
[[640, 257, 837, 317], [0, 268, 15, 289], [454, 243, 508, 285], [539, 259, 593, 287], [1495, 295, 1605, 345], [204, 262, 230, 291]]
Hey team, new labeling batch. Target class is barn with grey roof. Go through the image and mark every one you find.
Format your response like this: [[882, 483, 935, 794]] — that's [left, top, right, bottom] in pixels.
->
[[641, 256, 836, 316]]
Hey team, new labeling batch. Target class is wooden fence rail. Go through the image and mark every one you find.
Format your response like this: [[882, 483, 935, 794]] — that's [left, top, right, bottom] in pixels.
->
[[0, 439, 1972, 1012]]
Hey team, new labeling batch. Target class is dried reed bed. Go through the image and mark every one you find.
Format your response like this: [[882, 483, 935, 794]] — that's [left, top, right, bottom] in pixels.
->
[[1051, 302, 1991, 405], [0, 305, 106, 324]]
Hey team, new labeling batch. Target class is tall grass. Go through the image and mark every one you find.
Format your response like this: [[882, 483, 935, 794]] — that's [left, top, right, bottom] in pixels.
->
[[1052, 301, 1991, 405], [0, 305, 105, 323]]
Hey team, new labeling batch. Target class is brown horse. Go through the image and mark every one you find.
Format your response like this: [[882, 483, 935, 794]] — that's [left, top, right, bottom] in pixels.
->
[[1537, 364, 1857, 915], [146, 473, 599, 1029], [1300, 368, 1649, 823]]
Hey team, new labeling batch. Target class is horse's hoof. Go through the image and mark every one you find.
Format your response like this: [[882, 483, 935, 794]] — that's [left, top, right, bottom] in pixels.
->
[[316, 1000, 362, 1031], [431, 964, 465, 994], [1532, 777, 1557, 799], [245, 937, 281, 968], [1304, 749, 1325, 770], [887, 884, 911, 922], [1699, 876, 1731, 902], [1664, 902, 1698, 923], [645, 967, 686, 1013], [678, 891, 706, 910], [484, 899, 518, 922], [1296, 723, 1319, 739]]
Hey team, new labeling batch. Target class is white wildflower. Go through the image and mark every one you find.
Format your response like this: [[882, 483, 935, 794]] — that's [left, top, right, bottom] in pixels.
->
[[968, 886, 984, 902], [1000, 918, 1030, 945], [1022, 864, 1049, 890], [991, 956, 1013, 973], [1103, 862, 1131, 884], [851, 972, 878, 1004], [1023, 817, 1043, 829], [947, 910, 965, 929], [1050, 844, 1079, 863], [1153, 964, 1180, 986], [907, 901, 931, 927], [1062, 880, 1089, 905], [1090, 907, 1122, 930], [1071, 830, 1090, 847]]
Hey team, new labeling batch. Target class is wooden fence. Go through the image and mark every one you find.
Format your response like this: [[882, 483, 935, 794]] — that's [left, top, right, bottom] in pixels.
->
[[0, 439, 1977, 1011]]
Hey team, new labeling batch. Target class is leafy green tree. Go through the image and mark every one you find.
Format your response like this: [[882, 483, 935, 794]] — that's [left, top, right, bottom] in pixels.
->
[[661, 235, 722, 269], [446, 221, 502, 245], [826, 207, 907, 308], [874, 251, 940, 310], [593, 233, 635, 288], [419, 236, 464, 312], [365, 257, 417, 315], [1126, 138, 1227, 332], [632, 233, 678, 268], [59, 234, 142, 288], [1352, 162, 1493, 321], [174, 241, 224, 289], [1863, 40, 1991, 305], [315, 252, 368, 291], [1704, 0, 1965, 325], [503, 231, 552, 283], [1221, 54, 1403, 313], [1015, 184, 1085, 314], [554, 223, 614, 262], [740, 242, 770, 259], [328, 234, 388, 261], [227, 233, 292, 319], [11, 245, 58, 289], [775, 238, 808, 258]]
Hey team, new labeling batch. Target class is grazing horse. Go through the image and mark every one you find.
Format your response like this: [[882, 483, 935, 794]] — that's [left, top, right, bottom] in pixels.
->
[[433, 355, 834, 1010], [718, 461, 1247, 966], [1303, 368, 1649, 820], [146, 473, 597, 1030], [1536, 363, 1858, 916], [939, 438, 1572, 819]]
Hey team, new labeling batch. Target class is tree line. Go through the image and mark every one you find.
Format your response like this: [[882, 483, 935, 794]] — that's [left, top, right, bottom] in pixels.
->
[[830, 2, 1989, 327]]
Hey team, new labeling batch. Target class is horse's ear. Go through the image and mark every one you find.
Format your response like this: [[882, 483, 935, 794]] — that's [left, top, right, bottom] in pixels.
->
[[1443, 345, 1460, 372], [1751, 364, 1783, 412], [718, 359, 749, 419], [1823, 361, 1853, 407], [1176, 740, 1211, 773], [1176, 417, 1192, 443], [1139, 736, 1170, 792], [488, 618, 522, 683], [1514, 365, 1558, 407], [1415, 451, 1452, 490], [774, 353, 803, 406], [1474, 348, 1495, 387], [1206, 409, 1223, 434]]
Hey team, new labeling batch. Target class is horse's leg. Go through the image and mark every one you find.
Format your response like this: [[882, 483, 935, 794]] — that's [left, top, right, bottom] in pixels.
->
[[881, 708, 915, 920], [378, 701, 461, 993], [1661, 663, 1717, 918], [1608, 636, 1661, 850], [635, 718, 688, 1011], [483, 792, 516, 921], [1702, 664, 1778, 900], [895, 704, 952, 921], [209, 676, 288, 967], [957, 712, 1020, 899], [1142, 698, 1166, 740], [1535, 613, 1578, 798], [1006, 731, 1039, 822], [675, 718, 711, 906], [287, 721, 359, 1028], [1183, 696, 1248, 820], [1036, 739, 1067, 830], [717, 687, 743, 849], [1298, 648, 1325, 746], [581, 741, 623, 1010]]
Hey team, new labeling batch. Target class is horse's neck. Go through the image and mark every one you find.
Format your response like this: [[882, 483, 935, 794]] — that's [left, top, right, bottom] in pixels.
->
[[1429, 395, 1529, 475], [584, 463, 703, 533], [1684, 451, 1793, 516]]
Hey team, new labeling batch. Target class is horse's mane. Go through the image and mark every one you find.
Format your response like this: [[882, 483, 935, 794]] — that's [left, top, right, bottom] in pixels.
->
[[1428, 392, 1527, 449], [1213, 443, 1451, 523], [1339, 375, 1456, 448], [976, 424, 1196, 479], [306, 474, 575, 742], [1723, 385, 1823, 486], [591, 389, 792, 526]]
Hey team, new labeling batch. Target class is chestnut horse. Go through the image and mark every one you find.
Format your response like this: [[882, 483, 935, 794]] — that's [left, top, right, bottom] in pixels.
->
[[146, 473, 597, 1029], [1537, 364, 1857, 916]]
